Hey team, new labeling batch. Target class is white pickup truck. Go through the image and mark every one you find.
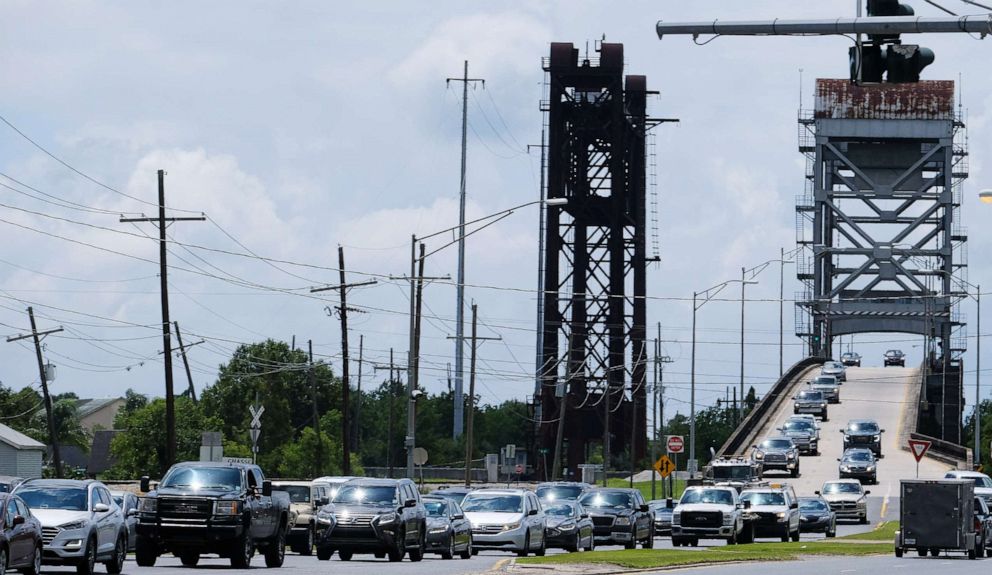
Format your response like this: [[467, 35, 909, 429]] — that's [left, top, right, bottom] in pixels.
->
[[671, 486, 754, 546]]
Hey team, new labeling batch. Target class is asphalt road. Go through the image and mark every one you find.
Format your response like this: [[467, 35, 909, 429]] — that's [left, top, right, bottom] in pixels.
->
[[664, 553, 992, 575]]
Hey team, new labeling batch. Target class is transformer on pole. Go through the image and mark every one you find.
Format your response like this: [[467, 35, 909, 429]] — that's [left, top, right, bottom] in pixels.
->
[[537, 42, 650, 479]]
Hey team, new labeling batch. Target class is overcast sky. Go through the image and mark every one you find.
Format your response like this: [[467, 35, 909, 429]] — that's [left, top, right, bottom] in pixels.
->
[[0, 1, 989, 427]]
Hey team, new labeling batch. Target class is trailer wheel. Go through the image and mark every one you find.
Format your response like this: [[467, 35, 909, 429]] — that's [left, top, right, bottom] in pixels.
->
[[916, 547, 927, 557], [894, 547, 903, 558], [969, 548, 977, 560]]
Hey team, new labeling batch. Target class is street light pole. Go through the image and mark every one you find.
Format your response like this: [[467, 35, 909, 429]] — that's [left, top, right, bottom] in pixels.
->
[[976, 285, 982, 465], [740, 267, 746, 424], [690, 292, 698, 477]]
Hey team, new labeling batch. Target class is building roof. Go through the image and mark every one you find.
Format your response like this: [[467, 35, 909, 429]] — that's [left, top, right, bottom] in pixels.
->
[[76, 398, 123, 419], [88, 430, 122, 475], [0, 423, 45, 451]]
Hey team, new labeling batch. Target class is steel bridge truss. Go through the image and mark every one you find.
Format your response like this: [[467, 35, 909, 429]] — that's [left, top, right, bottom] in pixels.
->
[[537, 42, 649, 477], [795, 79, 969, 365]]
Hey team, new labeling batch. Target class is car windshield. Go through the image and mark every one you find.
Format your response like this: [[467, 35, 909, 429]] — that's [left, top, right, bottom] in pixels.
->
[[947, 475, 992, 489], [823, 483, 862, 494], [760, 439, 793, 449], [797, 391, 823, 400], [847, 422, 879, 433], [536, 486, 584, 501], [333, 485, 397, 505], [782, 421, 813, 432], [712, 466, 754, 480], [844, 451, 874, 462], [461, 494, 523, 513], [160, 467, 242, 490], [279, 485, 310, 503], [813, 377, 836, 386], [424, 500, 448, 517], [579, 492, 632, 509], [800, 499, 827, 511], [679, 490, 734, 506], [544, 504, 577, 517], [740, 492, 785, 506], [16, 486, 88, 510], [433, 491, 469, 503], [886, 350, 903, 356]]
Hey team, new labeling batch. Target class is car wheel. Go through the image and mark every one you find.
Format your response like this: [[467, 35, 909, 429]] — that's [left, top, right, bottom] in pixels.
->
[[643, 526, 655, 549], [727, 528, 738, 546], [23, 545, 41, 575], [264, 526, 286, 568], [780, 525, 790, 543], [826, 521, 836, 538], [135, 535, 157, 567], [517, 530, 531, 557], [859, 514, 868, 525], [408, 527, 426, 562], [441, 532, 455, 560], [338, 550, 353, 561], [791, 527, 800, 542], [300, 525, 314, 556], [0, 547, 7, 575], [316, 547, 333, 561], [106, 535, 127, 574], [916, 547, 927, 556], [534, 534, 546, 557], [76, 537, 96, 575], [388, 529, 405, 562], [460, 535, 473, 559], [179, 551, 200, 567], [977, 544, 985, 558], [230, 532, 253, 569]]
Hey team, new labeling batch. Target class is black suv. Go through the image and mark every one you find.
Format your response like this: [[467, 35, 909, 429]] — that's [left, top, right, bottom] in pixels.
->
[[577, 488, 654, 549], [315, 478, 426, 562], [840, 420, 884, 456]]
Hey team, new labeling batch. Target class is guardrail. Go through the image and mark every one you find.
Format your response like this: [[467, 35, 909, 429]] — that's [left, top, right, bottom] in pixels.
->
[[717, 356, 828, 457], [909, 432, 972, 468]]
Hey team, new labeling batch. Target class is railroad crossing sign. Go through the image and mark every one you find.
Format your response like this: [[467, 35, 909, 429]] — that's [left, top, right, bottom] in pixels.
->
[[653, 455, 675, 478], [666, 435, 685, 454], [249, 404, 265, 429], [908, 439, 931, 462]]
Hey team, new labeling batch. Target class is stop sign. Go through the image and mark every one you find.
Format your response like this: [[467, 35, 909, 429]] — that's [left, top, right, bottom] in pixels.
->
[[515, 464, 524, 475], [667, 435, 684, 454]]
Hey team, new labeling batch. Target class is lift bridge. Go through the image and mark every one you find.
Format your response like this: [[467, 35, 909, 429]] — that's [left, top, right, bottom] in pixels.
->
[[652, 3, 990, 450]]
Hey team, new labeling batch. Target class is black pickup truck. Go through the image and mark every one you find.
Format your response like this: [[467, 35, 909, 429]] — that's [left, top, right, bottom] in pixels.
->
[[134, 461, 291, 568]]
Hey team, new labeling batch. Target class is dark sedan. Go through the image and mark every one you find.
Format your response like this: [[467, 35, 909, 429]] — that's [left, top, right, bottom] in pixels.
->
[[841, 352, 861, 367], [543, 502, 594, 552], [1, 492, 43, 575], [648, 499, 678, 535], [423, 496, 472, 560], [798, 496, 836, 537], [884, 349, 906, 367]]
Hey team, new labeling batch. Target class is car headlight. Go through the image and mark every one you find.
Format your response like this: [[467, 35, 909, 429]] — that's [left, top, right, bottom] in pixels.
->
[[614, 516, 631, 526], [316, 513, 334, 525], [787, 452, 796, 459], [138, 498, 157, 513], [59, 520, 88, 530], [873, 435, 881, 442], [776, 512, 786, 521], [840, 465, 851, 472], [428, 526, 448, 534], [377, 513, 397, 525], [557, 521, 577, 531], [722, 513, 734, 526], [866, 466, 875, 472], [672, 511, 681, 524], [800, 515, 809, 521], [214, 501, 240, 516], [754, 452, 764, 460], [502, 522, 521, 531]]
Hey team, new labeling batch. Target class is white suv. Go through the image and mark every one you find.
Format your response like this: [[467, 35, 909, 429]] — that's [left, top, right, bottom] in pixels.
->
[[15, 479, 128, 575], [462, 489, 546, 556]]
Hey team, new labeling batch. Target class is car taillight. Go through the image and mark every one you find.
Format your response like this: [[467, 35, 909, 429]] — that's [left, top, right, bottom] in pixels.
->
[[975, 517, 982, 531]]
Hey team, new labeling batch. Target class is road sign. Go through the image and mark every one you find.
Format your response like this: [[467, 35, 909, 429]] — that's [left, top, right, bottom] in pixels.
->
[[249, 428, 260, 445], [505, 444, 516, 459], [667, 435, 685, 454], [249, 404, 265, 429], [515, 464, 524, 475], [653, 455, 675, 478], [908, 439, 931, 462], [413, 447, 429, 466]]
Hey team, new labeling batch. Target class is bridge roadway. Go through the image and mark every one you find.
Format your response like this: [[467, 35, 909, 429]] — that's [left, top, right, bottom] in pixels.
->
[[750, 366, 951, 517]]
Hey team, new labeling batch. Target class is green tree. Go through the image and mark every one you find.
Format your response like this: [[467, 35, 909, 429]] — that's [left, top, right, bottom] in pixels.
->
[[107, 396, 223, 478], [0, 384, 42, 434], [964, 399, 992, 471]]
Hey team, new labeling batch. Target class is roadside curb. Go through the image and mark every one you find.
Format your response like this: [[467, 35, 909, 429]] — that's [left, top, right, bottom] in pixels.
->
[[507, 559, 770, 575]]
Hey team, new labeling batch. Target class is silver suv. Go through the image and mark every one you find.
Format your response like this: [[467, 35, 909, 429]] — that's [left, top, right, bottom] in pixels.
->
[[15, 479, 128, 575]]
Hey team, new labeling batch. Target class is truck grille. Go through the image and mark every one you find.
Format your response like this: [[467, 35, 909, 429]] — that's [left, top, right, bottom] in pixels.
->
[[159, 497, 212, 519], [828, 501, 857, 511], [591, 515, 615, 528], [681, 511, 722, 528], [336, 514, 375, 527], [753, 512, 780, 525], [763, 453, 786, 463], [42, 527, 60, 545]]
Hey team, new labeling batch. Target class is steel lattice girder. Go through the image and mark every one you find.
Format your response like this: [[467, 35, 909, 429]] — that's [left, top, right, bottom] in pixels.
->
[[538, 42, 648, 475], [801, 79, 966, 358]]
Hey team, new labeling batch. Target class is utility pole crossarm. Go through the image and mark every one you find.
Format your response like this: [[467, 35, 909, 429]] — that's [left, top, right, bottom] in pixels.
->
[[309, 279, 378, 294], [6, 326, 63, 342], [656, 15, 992, 38], [119, 216, 206, 223]]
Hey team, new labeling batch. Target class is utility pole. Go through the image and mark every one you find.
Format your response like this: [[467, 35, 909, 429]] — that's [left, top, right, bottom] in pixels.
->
[[652, 324, 673, 499], [173, 322, 203, 402], [449, 303, 500, 487], [740, 266, 746, 425], [305, 340, 323, 475], [311, 247, 376, 476], [446, 61, 485, 440], [374, 350, 399, 478], [7, 308, 63, 477], [528, 133, 548, 448], [355, 334, 363, 453], [120, 170, 204, 467]]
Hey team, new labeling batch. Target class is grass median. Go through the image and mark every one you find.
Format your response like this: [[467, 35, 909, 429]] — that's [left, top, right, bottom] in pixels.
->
[[516, 540, 892, 569], [837, 521, 898, 541]]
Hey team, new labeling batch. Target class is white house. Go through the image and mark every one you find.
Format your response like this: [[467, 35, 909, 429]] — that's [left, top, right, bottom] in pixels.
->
[[0, 422, 45, 478]]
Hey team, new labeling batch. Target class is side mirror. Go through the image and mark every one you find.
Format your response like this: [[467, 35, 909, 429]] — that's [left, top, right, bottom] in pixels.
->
[[140, 476, 151, 493], [880, 429, 886, 433], [743, 500, 752, 510], [528, 509, 538, 516], [452, 513, 464, 520], [865, 490, 871, 495], [12, 515, 25, 526], [126, 509, 138, 518], [262, 480, 273, 497], [580, 513, 589, 519], [93, 503, 110, 513], [666, 499, 674, 509], [836, 458, 841, 462], [838, 430, 844, 433], [639, 504, 649, 512], [790, 502, 799, 510], [814, 491, 821, 495], [405, 499, 417, 508]]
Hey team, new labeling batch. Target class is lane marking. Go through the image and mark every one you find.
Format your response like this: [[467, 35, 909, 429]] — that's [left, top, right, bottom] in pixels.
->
[[879, 481, 892, 521]]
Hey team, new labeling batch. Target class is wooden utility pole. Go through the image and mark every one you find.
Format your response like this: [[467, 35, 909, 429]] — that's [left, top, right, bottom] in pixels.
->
[[173, 322, 203, 402], [450, 303, 500, 487], [309, 339, 322, 476], [310, 247, 375, 476], [120, 170, 204, 466], [355, 334, 363, 452], [7, 308, 64, 477]]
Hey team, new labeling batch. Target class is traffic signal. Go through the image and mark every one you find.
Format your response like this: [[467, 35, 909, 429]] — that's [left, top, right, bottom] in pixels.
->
[[849, 44, 884, 83], [867, 0, 915, 16], [885, 44, 935, 83]]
